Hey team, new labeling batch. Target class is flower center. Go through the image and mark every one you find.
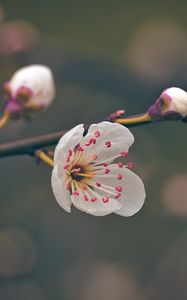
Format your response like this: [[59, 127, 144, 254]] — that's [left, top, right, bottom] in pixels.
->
[[70, 164, 86, 181]]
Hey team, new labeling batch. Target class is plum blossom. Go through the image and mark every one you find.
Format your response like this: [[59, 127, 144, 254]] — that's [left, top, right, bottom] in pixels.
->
[[51, 122, 145, 217], [3, 64, 55, 119], [148, 87, 187, 122]]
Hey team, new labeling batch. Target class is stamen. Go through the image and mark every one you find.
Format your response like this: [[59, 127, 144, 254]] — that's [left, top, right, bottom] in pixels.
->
[[91, 197, 97, 202], [84, 195, 89, 201], [115, 193, 121, 199], [102, 162, 108, 167], [66, 156, 70, 163], [96, 182, 101, 187], [105, 141, 111, 148], [120, 151, 128, 157], [115, 186, 122, 192], [80, 184, 87, 190], [117, 174, 123, 180], [127, 162, 134, 169], [66, 183, 71, 190], [64, 164, 70, 169], [77, 144, 84, 152], [105, 168, 110, 174], [85, 138, 96, 146], [75, 172, 94, 178], [72, 191, 79, 196], [92, 154, 98, 160], [102, 197, 109, 203], [68, 149, 72, 156], [118, 162, 123, 168], [94, 131, 100, 138]]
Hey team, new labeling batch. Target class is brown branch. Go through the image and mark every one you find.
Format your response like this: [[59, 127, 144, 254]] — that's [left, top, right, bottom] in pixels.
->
[[0, 113, 153, 158], [0, 130, 66, 158]]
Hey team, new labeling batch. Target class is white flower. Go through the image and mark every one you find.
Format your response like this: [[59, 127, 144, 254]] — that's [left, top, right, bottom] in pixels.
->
[[160, 87, 187, 117], [3, 64, 55, 117], [51, 122, 145, 217]]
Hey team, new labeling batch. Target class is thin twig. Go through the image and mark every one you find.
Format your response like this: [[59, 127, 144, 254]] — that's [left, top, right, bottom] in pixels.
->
[[0, 113, 153, 158], [0, 130, 66, 158]]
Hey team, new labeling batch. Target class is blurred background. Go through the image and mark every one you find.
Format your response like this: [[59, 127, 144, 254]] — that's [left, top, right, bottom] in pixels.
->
[[0, 0, 187, 299]]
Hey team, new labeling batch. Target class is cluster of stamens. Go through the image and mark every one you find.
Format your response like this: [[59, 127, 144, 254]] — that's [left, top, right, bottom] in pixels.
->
[[63, 130, 134, 204]]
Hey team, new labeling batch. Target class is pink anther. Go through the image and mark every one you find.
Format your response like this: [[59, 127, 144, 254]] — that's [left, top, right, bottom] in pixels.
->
[[117, 174, 123, 180], [117, 162, 123, 168], [115, 186, 122, 192], [127, 162, 134, 169], [120, 151, 128, 157], [84, 195, 89, 201], [92, 154, 98, 160], [94, 131, 100, 138], [102, 196, 109, 203], [105, 168, 110, 174], [72, 191, 79, 196], [115, 193, 121, 199], [105, 141, 111, 148]]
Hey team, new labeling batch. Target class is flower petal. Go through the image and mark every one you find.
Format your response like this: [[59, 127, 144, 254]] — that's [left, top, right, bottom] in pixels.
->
[[89, 163, 145, 216], [115, 168, 145, 217], [71, 186, 122, 216], [54, 124, 84, 163], [10, 65, 55, 107], [82, 122, 134, 164], [51, 166, 71, 212]]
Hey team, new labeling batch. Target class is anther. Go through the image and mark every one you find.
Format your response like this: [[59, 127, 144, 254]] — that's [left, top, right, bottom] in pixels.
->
[[118, 162, 123, 168], [96, 182, 101, 187], [66, 156, 70, 163], [105, 141, 111, 148], [66, 183, 71, 190], [94, 131, 100, 138], [92, 154, 98, 160], [102, 162, 108, 167], [115, 193, 121, 199], [91, 197, 97, 202], [102, 196, 109, 203], [84, 195, 89, 201], [105, 168, 110, 174], [120, 151, 128, 157], [115, 186, 122, 192], [72, 191, 79, 196], [64, 164, 70, 169], [117, 174, 123, 180], [85, 138, 96, 146], [68, 149, 72, 156], [77, 145, 84, 151], [127, 162, 134, 169]]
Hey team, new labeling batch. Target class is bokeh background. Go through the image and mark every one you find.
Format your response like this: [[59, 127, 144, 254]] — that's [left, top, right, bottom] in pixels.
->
[[0, 0, 187, 299]]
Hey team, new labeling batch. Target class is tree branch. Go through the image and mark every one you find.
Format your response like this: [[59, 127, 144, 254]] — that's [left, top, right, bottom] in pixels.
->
[[0, 130, 66, 158], [0, 113, 153, 158]]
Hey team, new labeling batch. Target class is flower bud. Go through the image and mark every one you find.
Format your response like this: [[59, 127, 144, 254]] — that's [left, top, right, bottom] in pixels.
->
[[3, 64, 55, 118], [148, 87, 187, 121]]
